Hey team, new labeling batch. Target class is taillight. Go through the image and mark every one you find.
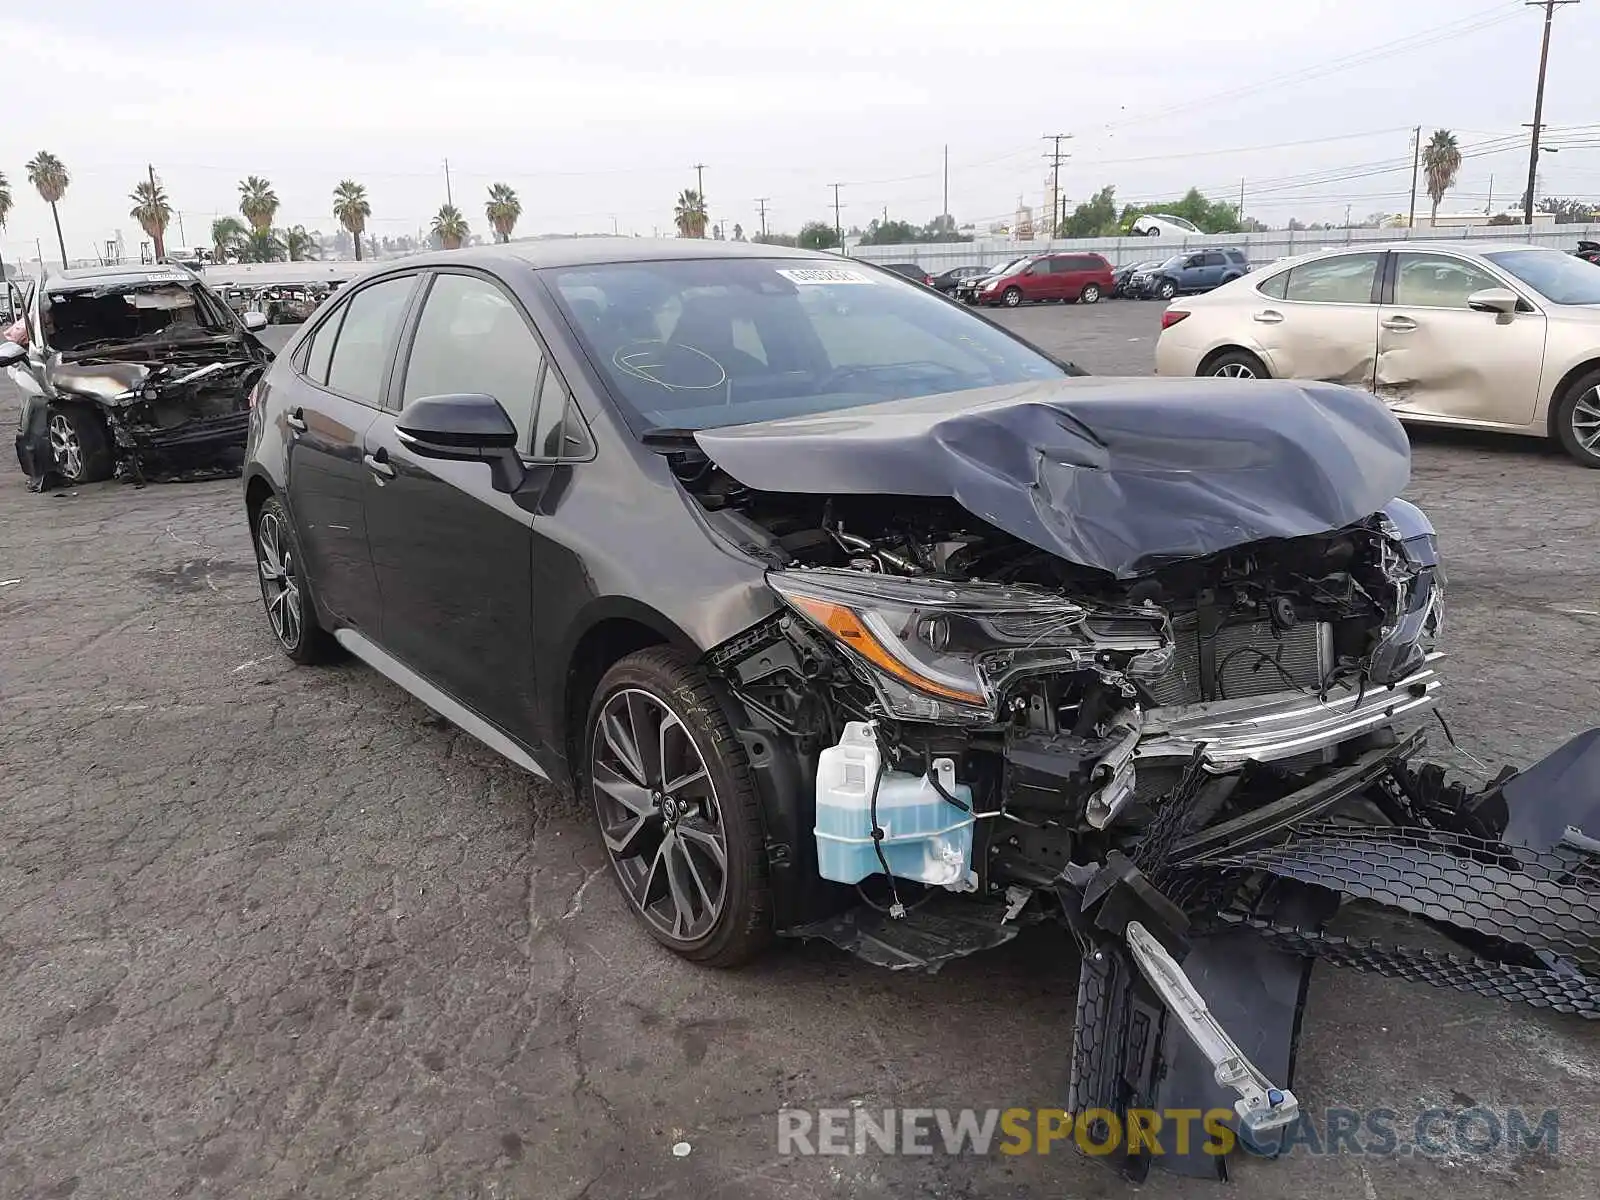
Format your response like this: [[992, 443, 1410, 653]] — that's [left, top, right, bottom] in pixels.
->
[[1161, 310, 1191, 330]]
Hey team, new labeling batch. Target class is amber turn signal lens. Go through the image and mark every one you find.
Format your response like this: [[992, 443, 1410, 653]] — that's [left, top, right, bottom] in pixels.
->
[[786, 595, 984, 705]]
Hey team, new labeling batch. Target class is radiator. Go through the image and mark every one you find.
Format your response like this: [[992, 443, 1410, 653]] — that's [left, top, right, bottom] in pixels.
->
[[1144, 617, 1332, 708]]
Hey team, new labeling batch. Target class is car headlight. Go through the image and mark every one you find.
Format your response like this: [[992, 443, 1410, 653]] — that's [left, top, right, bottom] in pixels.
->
[[767, 569, 1164, 724], [982, 279, 1002, 291]]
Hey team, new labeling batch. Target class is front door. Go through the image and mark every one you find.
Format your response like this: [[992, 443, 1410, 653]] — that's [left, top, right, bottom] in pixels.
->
[[282, 274, 419, 629], [1376, 251, 1547, 426], [364, 269, 548, 740], [1250, 252, 1383, 389]]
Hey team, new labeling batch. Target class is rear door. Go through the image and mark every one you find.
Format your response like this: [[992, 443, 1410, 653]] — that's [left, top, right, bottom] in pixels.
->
[[281, 273, 419, 631], [362, 268, 547, 738], [1247, 251, 1383, 389], [1375, 251, 1547, 426]]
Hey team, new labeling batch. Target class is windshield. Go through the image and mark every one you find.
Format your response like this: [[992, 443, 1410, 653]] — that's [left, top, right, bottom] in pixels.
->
[[545, 258, 1073, 433], [988, 257, 1031, 278], [1159, 255, 1187, 271], [1485, 249, 1600, 305], [45, 280, 233, 352]]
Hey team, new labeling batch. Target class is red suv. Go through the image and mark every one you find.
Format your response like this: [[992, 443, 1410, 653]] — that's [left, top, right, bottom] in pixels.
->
[[975, 252, 1114, 308]]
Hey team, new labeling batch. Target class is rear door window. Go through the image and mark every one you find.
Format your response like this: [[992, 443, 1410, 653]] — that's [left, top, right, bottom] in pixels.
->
[[324, 276, 417, 405], [298, 308, 343, 385], [1283, 253, 1382, 304]]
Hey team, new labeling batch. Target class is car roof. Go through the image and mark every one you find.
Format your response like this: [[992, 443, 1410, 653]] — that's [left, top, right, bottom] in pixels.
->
[[383, 237, 833, 273], [45, 262, 199, 289]]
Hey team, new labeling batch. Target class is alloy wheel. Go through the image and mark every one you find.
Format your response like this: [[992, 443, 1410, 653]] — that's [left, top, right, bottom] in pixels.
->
[[591, 687, 727, 943], [1572, 386, 1600, 455], [1003, 288, 1022, 307], [48, 414, 83, 481], [256, 510, 303, 650], [1081, 284, 1101, 304], [1214, 362, 1257, 379]]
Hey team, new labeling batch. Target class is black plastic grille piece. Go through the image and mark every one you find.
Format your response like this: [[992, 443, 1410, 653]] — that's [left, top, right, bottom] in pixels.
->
[[1199, 822, 1600, 971], [1220, 914, 1600, 1018]]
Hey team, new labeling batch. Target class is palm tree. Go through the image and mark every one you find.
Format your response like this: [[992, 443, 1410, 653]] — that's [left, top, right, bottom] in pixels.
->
[[332, 179, 371, 261], [1423, 129, 1462, 225], [485, 182, 521, 243], [282, 225, 319, 262], [129, 177, 173, 261], [26, 151, 71, 267], [0, 171, 11, 279], [238, 176, 279, 232], [237, 228, 285, 263], [211, 216, 247, 262], [674, 188, 708, 238], [431, 204, 469, 250]]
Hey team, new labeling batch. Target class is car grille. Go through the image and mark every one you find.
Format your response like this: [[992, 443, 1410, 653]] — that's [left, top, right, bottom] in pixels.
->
[[1143, 617, 1332, 708]]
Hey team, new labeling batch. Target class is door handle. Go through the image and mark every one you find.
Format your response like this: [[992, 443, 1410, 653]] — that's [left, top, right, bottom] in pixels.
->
[[1252, 310, 1284, 324], [1381, 315, 1417, 332], [363, 449, 396, 481], [285, 407, 307, 432]]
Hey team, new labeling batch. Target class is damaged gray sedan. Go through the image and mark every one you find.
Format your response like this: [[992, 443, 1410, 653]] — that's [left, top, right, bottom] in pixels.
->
[[7, 262, 272, 490], [241, 242, 1600, 1185]]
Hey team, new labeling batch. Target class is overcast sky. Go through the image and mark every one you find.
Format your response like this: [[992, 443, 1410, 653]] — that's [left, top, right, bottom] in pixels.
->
[[2, 0, 1595, 260]]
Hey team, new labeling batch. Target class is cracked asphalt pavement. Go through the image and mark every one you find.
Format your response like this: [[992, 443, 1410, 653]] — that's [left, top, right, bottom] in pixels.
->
[[2, 301, 1598, 1199]]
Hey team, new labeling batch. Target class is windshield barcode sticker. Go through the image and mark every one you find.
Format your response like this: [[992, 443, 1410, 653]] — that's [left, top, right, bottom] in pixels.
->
[[776, 268, 876, 285]]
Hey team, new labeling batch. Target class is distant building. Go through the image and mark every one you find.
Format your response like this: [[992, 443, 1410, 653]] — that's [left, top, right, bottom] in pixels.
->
[[1411, 211, 1556, 229]]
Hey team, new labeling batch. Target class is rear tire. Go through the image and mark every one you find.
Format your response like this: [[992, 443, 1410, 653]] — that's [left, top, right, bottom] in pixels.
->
[[252, 495, 339, 664], [585, 648, 773, 967], [1002, 287, 1023, 308], [1553, 370, 1600, 467], [1080, 283, 1102, 304], [46, 403, 113, 484], [1204, 349, 1270, 380]]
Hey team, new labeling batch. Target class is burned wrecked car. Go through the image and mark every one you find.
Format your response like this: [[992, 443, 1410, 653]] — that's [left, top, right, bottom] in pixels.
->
[[7, 263, 272, 490], [243, 243, 1600, 1182]]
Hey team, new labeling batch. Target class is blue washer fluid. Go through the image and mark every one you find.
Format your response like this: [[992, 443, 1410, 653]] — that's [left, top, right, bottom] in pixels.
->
[[814, 722, 975, 887]]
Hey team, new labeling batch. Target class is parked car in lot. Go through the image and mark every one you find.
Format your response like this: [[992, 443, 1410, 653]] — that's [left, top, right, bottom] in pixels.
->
[[1129, 248, 1250, 300], [930, 264, 991, 293], [5, 262, 272, 490], [1576, 239, 1600, 267], [1111, 259, 1162, 298], [970, 251, 1114, 306], [1131, 213, 1200, 238], [952, 257, 1029, 303], [879, 262, 934, 287], [241, 238, 1600, 1182], [1155, 241, 1600, 466]]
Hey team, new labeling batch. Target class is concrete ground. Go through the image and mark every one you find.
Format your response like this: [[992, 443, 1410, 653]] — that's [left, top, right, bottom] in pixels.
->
[[1, 300, 1598, 1200]]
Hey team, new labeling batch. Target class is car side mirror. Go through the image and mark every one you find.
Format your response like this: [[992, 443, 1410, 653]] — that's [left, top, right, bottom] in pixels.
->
[[1467, 287, 1520, 316], [396, 392, 527, 494], [0, 340, 26, 367], [241, 310, 269, 331]]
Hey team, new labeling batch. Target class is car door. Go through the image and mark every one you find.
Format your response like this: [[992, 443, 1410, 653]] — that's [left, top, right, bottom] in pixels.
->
[[362, 268, 548, 740], [1248, 252, 1383, 389], [282, 273, 419, 631], [1375, 251, 1547, 426], [1016, 258, 1048, 302]]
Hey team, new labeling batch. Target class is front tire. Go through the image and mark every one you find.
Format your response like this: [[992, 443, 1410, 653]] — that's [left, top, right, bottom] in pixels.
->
[[1554, 370, 1600, 467], [1002, 287, 1023, 307], [1080, 283, 1102, 304], [585, 648, 772, 967], [252, 495, 338, 664], [1205, 349, 1270, 380], [46, 403, 113, 484], [1157, 279, 1178, 301]]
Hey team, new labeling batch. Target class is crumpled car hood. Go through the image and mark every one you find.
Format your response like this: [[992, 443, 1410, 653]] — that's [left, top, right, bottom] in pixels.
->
[[693, 376, 1411, 577], [52, 360, 153, 402]]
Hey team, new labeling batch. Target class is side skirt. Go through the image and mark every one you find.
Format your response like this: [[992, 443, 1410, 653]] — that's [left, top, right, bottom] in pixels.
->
[[334, 628, 549, 780]]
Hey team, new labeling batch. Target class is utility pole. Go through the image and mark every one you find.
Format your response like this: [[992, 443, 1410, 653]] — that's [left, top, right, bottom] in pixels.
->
[[1043, 134, 1071, 236], [1487, 174, 1495, 216], [830, 183, 844, 251], [1524, 0, 1578, 227], [1345, 203, 1353, 228], [443, 158, 453, 207], [942, 144, 949, 222], [693, 162, 707, 200], [1408, 126, 1421, 229], [1238, 177, 1246, 224], [754, 197, 770, 240], [146, 163, 167, 261]]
